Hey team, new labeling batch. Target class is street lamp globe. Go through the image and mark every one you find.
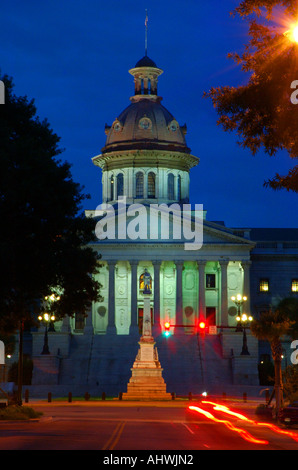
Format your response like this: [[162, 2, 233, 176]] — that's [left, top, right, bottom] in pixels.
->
[[284, 24, 298, 43], [293, 25, 298, 43]]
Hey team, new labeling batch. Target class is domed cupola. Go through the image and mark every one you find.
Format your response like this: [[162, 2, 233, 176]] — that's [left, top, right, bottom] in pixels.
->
[[92, 55, 199, 205], [101, 56, 191, 155]]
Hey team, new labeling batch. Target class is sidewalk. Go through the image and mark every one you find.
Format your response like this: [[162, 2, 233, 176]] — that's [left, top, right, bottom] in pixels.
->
[[22, 394, 267, 412]]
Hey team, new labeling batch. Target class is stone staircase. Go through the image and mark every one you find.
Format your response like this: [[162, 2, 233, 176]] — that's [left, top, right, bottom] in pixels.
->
[[155, 333, 233, 395], [58, 334, 139, 396], [28, 330, 259, 398]]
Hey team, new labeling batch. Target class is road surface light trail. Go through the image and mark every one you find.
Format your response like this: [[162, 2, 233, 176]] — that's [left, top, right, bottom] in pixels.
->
[[189, 405, 269, 445], [203, 402, 251, 421], [202, 401, 298, 443]]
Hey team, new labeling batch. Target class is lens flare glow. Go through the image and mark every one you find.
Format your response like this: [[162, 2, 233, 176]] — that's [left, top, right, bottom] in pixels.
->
[[293, 25, 298, 43], [284, 24, 298, 43]]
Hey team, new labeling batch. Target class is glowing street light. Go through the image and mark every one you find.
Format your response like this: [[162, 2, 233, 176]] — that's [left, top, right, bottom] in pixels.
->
[[231, 294, 247, 331], [38, 312, 56, 355], [38, 293, 60, 354], [236, 313, 253, 356], [284, 24, 298, 44]]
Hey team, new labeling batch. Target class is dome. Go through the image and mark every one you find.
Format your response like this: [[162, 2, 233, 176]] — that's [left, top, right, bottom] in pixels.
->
[[134, 55, 158, 68], [102, 99, 190, 154]]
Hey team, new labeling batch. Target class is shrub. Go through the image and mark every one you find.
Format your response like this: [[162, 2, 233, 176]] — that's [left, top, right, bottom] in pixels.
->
[[0, 405, 42, 420]]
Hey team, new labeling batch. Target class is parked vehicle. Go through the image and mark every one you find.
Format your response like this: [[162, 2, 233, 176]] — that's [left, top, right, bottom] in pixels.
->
[[278, 402, 298, 426]]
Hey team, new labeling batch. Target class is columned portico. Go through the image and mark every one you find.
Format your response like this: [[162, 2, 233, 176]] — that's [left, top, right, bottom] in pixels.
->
[[95, 256, 253, 335]]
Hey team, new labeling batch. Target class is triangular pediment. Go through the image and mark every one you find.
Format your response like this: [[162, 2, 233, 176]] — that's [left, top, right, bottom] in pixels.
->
[[86, 203, 255, 248]]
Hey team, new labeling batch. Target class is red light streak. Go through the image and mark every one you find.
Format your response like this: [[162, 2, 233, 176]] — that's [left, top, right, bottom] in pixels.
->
[[189, 405, 269, 445], [203, 401, 251, 421], [201, 401, 298, 443]]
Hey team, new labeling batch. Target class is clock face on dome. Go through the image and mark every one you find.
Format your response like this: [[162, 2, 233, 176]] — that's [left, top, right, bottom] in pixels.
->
[[168, 120, 179, 132], [113, 120, 123, 132], [138, 117, 152, 130]]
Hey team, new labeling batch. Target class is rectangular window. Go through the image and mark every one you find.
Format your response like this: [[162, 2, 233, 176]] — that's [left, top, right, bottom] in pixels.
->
[[206, 273, 216, 289], [259, 279, 269, 292], [292, 279, 298, 292]]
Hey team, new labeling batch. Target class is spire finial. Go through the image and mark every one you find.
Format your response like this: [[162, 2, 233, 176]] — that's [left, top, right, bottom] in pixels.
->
[[145, 9, 148, 56]]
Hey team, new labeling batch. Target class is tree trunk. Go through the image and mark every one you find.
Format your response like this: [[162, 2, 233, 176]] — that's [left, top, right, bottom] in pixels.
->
[[17, 321, 24, 406], [271, 338, 283, 419], [274, 359, 283, 419]]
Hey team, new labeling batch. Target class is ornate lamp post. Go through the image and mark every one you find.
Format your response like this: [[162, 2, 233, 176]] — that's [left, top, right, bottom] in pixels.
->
[[38, 294, 59, 355], [236, 313, 253, 356], [38, 312, 56, 355], [231, 294, 253, 355], [231, 294, 247, 332]]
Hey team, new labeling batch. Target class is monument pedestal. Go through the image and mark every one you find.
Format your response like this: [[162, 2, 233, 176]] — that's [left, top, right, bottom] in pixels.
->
[[123, 290, 171, 400], [122, 338, 171, 400]]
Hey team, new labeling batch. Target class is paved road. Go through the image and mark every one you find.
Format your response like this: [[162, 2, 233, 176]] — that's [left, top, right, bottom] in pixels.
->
[[0, 400, 297, 454]]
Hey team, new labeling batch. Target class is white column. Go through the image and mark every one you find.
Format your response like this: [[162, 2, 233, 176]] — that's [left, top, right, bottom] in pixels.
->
[[241, 260, 252, 315], [197, 260, 207, 321], [219, 259, 229, 327], [152, 260, 162, 336], [102, 172, 106, 203], [107, 261, 117, 334], [129, 260, 139, 335], [144, 171, 148, 198], [174, 173, 178, 201], [175, 260, 184, 334]]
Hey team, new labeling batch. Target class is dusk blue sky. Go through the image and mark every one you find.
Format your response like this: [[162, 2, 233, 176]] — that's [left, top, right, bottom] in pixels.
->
[[2, 0, 297, 228]]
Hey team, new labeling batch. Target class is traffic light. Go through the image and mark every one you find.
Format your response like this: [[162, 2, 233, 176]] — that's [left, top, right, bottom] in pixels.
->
[[198, 321, 206, 337], [164, 321, 171, 337]]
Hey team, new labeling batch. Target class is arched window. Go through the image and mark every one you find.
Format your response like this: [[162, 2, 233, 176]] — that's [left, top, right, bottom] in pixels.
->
[[177, 174, 181, 201], [136, 172, 144, 198], [148, 172, 156, 198], [116, 173, 124, 198], [168, 173, 174, 200], [110, 175, 114, 201]]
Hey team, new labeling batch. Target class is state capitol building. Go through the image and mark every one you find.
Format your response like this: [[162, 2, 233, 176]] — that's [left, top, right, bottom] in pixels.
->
[[28, 53, 298, 397]]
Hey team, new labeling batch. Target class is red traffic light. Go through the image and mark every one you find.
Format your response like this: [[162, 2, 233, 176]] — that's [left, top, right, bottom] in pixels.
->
[[164, 322, 171, 336], [198, 321, 206, 336]]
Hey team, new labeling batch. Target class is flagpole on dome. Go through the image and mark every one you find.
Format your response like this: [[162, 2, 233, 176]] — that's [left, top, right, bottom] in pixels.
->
[[145, 9, 148, 56]]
